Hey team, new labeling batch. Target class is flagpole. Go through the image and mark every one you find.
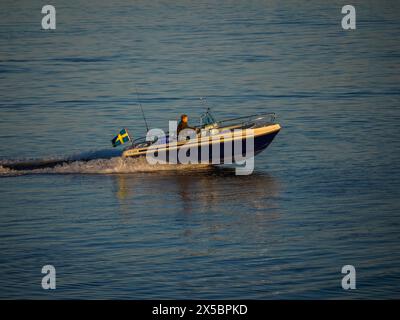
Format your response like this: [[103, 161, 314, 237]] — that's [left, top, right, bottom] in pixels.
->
[[125, 128, 133, 146]]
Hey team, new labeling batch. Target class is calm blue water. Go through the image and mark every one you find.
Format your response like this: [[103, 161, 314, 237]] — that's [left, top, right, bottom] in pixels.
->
[[0, 0, 400, 299]]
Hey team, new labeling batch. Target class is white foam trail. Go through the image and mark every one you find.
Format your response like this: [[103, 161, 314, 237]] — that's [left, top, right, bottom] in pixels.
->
[[44, 156, 210, 174], [0, 165, 21, 177], [0, 156, 211, 176], [0, 147, 213, 176]]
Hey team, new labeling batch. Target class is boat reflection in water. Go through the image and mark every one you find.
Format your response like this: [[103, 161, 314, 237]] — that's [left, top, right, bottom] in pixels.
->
[[114, 166, 280, 211], [112, 166, 281, 256]]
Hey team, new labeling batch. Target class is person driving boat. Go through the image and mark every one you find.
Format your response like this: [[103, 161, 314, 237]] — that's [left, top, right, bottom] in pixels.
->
[[177, 114, 194, 135]]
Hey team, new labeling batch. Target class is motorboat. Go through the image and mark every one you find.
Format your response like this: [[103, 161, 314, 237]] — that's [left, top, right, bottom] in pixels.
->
[[122, 109, 281, 165]]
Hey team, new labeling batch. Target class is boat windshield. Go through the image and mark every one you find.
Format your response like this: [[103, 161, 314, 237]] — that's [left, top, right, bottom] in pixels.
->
[[200, 110, 217, 127]]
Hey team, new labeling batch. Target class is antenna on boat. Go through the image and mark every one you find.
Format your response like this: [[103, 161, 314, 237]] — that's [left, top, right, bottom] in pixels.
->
[[135, 86, 149, 133]]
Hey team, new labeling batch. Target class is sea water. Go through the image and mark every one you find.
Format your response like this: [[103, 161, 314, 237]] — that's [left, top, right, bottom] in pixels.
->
[[0, 0, 399, 298]]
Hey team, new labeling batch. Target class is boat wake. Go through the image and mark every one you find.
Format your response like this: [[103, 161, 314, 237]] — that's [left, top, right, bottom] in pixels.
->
[[0, 149, 211, 177]]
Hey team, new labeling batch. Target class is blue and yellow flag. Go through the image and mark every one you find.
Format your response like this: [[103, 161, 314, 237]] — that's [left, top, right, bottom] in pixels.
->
[[111, 128, 131, 147]]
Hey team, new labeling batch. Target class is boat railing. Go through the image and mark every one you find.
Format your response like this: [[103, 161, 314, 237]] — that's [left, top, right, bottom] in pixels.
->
[[131, 136, 152, 148], [215, 112, 276, 129]]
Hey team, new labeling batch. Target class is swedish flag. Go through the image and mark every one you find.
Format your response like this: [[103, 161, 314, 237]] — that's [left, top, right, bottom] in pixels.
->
[[111, 128, 131, 147]]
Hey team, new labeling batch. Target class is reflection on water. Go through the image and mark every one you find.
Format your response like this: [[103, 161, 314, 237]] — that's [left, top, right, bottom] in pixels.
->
[[113, 166, 281, 258], [114, 166, 280, 213]]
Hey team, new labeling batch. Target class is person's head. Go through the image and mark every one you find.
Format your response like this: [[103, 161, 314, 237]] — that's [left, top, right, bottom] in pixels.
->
[[181, 114, 188, 123]]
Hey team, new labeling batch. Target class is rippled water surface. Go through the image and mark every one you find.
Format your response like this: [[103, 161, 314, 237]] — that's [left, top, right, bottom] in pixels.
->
[[0, 0, 400, 299]]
